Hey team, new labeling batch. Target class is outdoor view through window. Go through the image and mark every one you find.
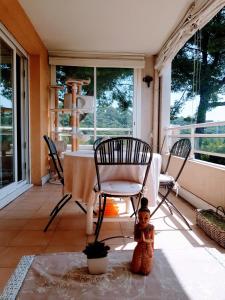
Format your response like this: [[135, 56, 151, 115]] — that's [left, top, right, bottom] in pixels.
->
[[171, 7, 225, 165], [56, 66, 134, 148]]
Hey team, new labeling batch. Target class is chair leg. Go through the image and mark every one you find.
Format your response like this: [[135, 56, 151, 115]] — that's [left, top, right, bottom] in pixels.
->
[[95, 195, 107, 242], [151, 191, 191, 230], [159, 191, 173, 215], [44, 194, 72, 232], [130, 196, 136, 217], [151, 190, 170, 217], [130, 195, 142, 218], [164, 199, 173, 215], [95, 195, 102, 235], [75, 201, 87, 214], [50, 194, 69, 216], [165, 198, 192, 230]]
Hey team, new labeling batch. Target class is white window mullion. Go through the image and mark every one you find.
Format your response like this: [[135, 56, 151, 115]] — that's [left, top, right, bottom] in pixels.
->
[[133, 69, 141, 138], [13, 44, 18, 182]]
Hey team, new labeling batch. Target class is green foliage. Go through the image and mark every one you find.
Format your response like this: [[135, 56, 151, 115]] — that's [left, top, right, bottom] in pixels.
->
[[56, 66, 94, 96], [171, 8, 225, 124], [198, 138, 225, 154], [200, 210, 225, 231], [56, 67, 134, 136], [83, 241, 110, 259], [96, 68, 133, 111]]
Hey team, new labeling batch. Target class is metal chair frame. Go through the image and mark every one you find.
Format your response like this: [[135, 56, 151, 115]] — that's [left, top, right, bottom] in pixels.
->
[[93, 137, 104, 150], [151, 138, 192, 229], [94, 137, 153, 241], [43, 135, 87, 232]]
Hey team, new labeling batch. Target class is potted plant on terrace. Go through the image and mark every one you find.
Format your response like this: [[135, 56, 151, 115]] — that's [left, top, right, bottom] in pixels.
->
[[83, 241, 110, 274]]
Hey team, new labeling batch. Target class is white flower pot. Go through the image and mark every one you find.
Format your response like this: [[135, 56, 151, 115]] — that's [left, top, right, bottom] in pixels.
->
[[87, 256, 108, 275]]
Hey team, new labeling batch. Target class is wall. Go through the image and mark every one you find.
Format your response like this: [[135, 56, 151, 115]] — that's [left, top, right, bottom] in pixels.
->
[[165, 156, 225, 208], [0, 0, 50, 185], [159, 65, 171, 152], [140, 56, 154, 144]]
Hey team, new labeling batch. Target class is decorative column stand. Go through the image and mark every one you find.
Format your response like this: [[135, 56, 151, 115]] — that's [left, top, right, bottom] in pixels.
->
[[49, 85, 64, 141], [66, 79, 90, 151]]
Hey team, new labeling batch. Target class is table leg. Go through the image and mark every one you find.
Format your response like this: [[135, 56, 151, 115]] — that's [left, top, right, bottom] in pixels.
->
[[125, 198, 131, 214], [86, 204, 94, 235]]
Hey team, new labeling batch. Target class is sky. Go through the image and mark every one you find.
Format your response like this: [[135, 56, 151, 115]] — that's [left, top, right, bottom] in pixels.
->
[[171, 93, 225, 122]]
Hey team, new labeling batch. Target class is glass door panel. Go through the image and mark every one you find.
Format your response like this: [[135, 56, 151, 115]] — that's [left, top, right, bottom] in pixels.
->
[[0, 37, 14, 188], [56, 66, 94, 148], [96, 68, 134, 139]]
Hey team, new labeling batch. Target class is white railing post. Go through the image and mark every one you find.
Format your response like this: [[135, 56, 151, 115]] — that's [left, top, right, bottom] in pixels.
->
[[190, 125, 195, 159]]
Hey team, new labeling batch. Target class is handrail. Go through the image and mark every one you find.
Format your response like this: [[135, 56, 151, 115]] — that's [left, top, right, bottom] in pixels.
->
[[164, 121, 225, 159]]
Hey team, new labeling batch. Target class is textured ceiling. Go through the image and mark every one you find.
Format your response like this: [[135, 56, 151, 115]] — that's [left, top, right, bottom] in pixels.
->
[[19, 0, 193, 55]]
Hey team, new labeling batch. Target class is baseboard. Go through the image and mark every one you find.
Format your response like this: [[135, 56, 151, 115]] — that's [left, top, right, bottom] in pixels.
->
[[41, 173, 50, 186], [0, 183, 33, 209], [178, 187, 215, 210]]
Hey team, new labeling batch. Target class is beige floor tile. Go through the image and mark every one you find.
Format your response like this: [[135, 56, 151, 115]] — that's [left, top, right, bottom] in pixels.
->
[[24, 218, 59, 231], [0, 181, 223, 276], [3, 200, 44, 211], [101, 222, 122, 231], [44, 245, 84, 253], [0, 231, 20, 246], [56, 217, 86, 230], [0, 268, 14, 293], [34, 207, 55, 218], [0, 219, 28, 231], [0, 246, 6, 254], [1, 209, 35, 219], [9, 230, 53, 247], [0, 246, 45, 267], [48, 230, 87, 246]]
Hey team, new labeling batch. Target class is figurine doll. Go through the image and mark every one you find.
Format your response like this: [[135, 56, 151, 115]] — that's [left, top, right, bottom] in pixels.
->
[[131, 197, 154, 275]]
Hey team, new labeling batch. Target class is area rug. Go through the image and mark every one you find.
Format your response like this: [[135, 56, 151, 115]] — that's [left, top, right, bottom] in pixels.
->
[[0, 248, 224, 300]]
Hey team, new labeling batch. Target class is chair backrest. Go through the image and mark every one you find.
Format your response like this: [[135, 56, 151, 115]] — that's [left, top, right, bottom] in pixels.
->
[[94, 137, 153, 191], [93, 137, 104, 150], [43, 135, 64, 184], [164, 138, 191, 182]]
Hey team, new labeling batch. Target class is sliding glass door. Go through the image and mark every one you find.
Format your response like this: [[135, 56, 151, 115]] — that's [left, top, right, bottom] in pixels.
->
[[0, 37, 14, 188], [0, 30, 29, 197], [96, 67, 134, 140], [55, 66, 135, 149]]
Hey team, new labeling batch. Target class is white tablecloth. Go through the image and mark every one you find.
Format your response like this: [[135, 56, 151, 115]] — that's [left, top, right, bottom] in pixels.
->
[[64, 150, 161, 234]]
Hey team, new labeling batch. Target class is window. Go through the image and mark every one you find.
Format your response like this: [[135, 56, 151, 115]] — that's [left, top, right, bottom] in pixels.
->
[[170, 8, 225, 165], [0, 26, 29, 199], [55, 66, 134, 149]]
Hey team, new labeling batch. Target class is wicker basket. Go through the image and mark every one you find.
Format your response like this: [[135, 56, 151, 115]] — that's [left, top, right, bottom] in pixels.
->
[[196, 207, 225, 248]]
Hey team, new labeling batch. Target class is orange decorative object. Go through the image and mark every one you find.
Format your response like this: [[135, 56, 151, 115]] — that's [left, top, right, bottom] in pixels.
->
[[104, 198, 119, 217]]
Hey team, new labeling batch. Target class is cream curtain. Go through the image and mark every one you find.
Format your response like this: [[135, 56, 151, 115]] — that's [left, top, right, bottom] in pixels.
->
[[155, 0, 225, 73]]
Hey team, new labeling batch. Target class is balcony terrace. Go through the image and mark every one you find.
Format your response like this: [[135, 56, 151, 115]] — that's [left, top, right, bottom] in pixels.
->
[[0, 183, 224, 297], [0, 0, 225, 298]]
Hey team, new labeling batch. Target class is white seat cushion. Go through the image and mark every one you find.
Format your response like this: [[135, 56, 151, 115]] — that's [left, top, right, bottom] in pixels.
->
[[97, 180, 142, 196], [159, 174, 174, 186]]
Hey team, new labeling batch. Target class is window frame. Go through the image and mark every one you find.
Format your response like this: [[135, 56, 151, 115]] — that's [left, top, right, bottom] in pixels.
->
[[51, 65, 140, 150], [0, 23, 31, 206]]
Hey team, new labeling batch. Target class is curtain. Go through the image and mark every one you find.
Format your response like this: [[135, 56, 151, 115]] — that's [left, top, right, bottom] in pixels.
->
[[155, 0, 225, 74]]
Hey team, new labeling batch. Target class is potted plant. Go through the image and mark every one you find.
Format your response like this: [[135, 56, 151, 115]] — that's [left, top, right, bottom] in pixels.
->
[[83, 241, 110, 274]]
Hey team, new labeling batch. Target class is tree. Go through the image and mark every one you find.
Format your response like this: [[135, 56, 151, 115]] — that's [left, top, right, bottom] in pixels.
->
[[56, 66, 134, 127], [171, 8, 225, 125]]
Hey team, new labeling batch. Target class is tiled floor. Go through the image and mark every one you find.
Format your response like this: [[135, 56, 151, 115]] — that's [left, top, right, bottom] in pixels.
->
[[0, 183, 224, 292]]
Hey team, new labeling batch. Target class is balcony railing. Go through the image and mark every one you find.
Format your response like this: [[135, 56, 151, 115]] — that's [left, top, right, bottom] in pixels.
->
[[54, 127, 133, 148], [164, 121, 225, 159]]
